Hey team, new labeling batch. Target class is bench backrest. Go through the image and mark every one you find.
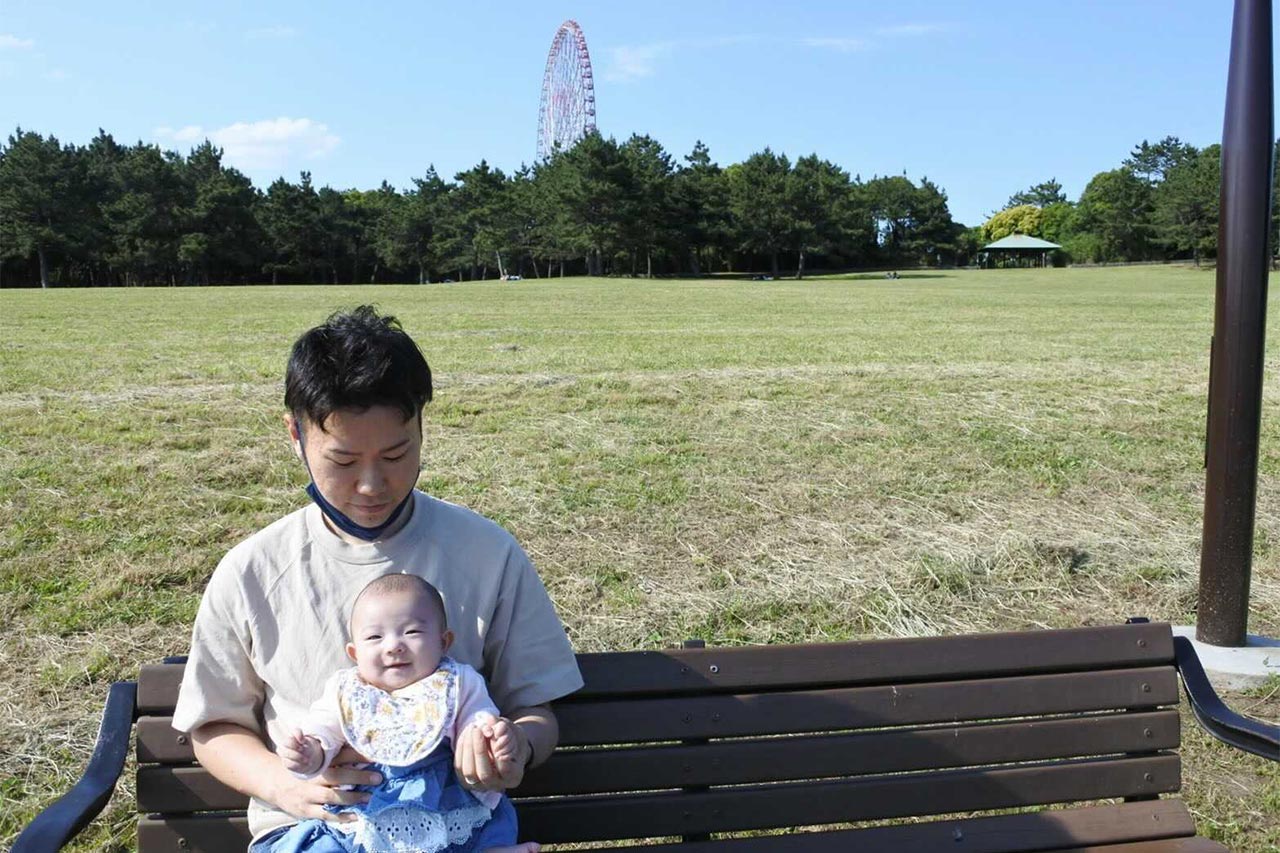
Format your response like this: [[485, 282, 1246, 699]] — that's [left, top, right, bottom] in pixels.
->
[[134, 622, 1183, 851]]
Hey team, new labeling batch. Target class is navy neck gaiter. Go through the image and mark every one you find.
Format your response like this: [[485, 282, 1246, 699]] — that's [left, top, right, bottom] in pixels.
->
[[297, 432, 416, 542]]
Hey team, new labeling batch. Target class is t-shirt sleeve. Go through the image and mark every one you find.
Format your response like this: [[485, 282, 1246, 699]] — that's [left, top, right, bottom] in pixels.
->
[[172, 555, 263, 734], [483, 546, 584, 712]]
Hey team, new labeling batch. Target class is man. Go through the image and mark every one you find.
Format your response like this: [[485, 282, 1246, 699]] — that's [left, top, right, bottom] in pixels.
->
[[173, 305, 582, 849]]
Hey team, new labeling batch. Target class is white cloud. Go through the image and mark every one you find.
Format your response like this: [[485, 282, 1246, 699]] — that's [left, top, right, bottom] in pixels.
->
[[604, 43, 673, 82], [874, 23, 945, 37], [44, 68, 70, 81], [0, 34, 35, 50], [156, 117, 340, 171], [802, 37, 869, 52], [245, 25, 297, 40], [603, 35, 760, 83]]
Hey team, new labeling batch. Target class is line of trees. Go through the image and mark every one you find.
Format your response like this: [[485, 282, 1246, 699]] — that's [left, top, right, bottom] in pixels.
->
[[0, 127, 965, 288], [979, 135, 1280, 266], [9, 127, 1274, 287]]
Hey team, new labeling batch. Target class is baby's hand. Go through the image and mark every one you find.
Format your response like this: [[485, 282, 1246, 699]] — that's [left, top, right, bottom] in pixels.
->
[[278, 728, 324, 777], [482, 716, 523, 775]]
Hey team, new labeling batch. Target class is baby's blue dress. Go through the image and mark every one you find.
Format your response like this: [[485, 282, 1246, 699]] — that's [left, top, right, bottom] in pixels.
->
[[256, 658, 519, 853]]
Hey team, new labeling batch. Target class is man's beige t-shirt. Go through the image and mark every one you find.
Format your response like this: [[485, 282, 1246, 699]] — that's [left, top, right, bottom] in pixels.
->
[[171, 490, 583, 843]]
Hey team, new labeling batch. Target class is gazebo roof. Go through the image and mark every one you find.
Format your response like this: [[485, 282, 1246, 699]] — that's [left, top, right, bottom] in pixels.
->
[[982, 234, 1062, 250]]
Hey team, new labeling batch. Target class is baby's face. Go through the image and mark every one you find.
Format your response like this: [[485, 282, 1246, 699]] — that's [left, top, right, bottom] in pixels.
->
[[346, 589, 450, 692]]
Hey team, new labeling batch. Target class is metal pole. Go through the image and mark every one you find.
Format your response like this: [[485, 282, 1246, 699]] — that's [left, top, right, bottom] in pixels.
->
[[1198, 0, 1274, 647]]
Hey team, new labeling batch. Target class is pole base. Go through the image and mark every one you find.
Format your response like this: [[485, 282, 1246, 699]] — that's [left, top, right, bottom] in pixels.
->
[[1172, 625, 1280, 690]]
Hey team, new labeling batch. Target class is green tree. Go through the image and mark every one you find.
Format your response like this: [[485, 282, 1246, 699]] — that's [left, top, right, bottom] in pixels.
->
[[671, 141, 731, 275], [178, 141, 262, 284], [0, 129, 79, 287], [728, 148, 791, 277], [451, 160, 510, 279], [1125, 136, 1196, 183], [787, 154, 852, 278], [1006, 178, 1066, 209], [257, 173, 323, 283], [1153, 144, 1219, 264], [553, 133, 631, 275], [619, 134, 675, 277], [1074, 168, 1155, 261], [982, 204, 1045, 242], [97, 142, 185, 285], [906, 177, 957, 265]]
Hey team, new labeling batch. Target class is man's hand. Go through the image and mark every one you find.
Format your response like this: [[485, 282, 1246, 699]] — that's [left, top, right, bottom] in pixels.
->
[[268, 760, 383, 823], [192, 722, 381, 824], [455, 715, 530, 792]]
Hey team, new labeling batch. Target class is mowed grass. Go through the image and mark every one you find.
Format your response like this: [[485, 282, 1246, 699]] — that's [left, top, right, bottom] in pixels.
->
[[1, 266, 1277, 849]]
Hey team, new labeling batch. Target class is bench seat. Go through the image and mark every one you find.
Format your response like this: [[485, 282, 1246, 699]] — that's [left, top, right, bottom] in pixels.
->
[[16, 621, 1280, 852]]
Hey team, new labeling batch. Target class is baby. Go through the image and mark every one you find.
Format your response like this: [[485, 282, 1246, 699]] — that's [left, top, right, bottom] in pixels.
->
[[276, 573, 540, 853]]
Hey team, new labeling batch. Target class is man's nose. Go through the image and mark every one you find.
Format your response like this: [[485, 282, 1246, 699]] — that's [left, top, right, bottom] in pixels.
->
[[356, 464, 387, 495]]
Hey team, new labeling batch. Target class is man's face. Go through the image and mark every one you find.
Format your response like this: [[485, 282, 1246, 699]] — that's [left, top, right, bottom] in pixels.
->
[[288, 405, 422, 533]]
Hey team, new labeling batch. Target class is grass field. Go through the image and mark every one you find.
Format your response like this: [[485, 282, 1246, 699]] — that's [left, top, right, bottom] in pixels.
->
[[2, 266, 1278, 849]]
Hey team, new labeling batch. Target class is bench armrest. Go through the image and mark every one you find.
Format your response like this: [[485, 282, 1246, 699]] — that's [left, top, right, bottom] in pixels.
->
[[1173, 636, 1279, 761], [12, 681, 137, 853]]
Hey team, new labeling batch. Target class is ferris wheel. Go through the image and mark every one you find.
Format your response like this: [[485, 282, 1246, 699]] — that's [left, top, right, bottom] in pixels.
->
[[537, 20, 597, 160]]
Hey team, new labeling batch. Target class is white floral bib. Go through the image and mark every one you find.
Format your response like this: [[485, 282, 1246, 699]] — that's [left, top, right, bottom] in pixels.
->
[[337, 657, 459, 766]]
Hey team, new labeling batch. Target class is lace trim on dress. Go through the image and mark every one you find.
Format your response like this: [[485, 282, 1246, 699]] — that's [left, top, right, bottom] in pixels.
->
[[349, 802, 493, 853]]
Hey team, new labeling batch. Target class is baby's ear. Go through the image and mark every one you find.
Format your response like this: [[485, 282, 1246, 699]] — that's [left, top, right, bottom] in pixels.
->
[[441, 629, 455, 653], [345, 642, 358, 663]]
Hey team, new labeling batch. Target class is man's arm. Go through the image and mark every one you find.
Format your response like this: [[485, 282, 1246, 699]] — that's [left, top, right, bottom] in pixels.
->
[[510, 704, 558, 769], [191, 722, 380, 821]]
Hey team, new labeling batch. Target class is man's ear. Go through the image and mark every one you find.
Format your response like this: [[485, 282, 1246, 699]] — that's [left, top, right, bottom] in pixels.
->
[[346, 642, 359, 663], [284, 414, 304, 461], [441, 629, 455, 653]]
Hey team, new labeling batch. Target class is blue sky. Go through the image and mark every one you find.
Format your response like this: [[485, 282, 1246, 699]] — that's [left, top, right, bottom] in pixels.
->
[[0, 2, 1262, 226]]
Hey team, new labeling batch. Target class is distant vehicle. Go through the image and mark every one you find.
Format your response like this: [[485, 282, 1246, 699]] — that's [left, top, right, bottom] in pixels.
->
[[751, 274, 774, 281], [441, 278, 454, 283], [507, 275, 522, 281]]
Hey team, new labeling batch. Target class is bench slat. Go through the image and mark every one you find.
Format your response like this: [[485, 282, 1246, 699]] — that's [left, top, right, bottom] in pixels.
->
[[138, 814, 249, 853], [135, 623, 1176, 712], [555, 667, 1178, 745], [571, 623, 1176, 698], [137, 710, 1179, 809], [597, 801, 1201, 853], [136, 749, 1179, 826], [137, 687, 1181, 766], [516, 754, 1182, 843], [136, 801, 1203, 853], [518, 710, 1181, 796]]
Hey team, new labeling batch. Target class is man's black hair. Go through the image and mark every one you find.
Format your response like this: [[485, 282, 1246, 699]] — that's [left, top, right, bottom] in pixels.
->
[[285, 305, 432, 431]]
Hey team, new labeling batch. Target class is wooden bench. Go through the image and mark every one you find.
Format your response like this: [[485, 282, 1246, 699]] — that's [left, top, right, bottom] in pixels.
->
[[15, 621, 1279, 852]]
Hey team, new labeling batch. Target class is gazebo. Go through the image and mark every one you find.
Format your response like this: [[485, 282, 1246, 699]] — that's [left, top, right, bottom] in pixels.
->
[[979, 233, 1062, 268]]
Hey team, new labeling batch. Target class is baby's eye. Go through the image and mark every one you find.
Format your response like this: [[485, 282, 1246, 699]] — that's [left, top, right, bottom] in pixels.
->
[[365, 634, 382, 641], [406, 629, 421, 635]]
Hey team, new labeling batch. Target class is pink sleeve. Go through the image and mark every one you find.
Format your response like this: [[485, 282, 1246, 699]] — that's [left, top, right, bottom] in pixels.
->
[[452, 663, 502, 739], [452, 663, 503, 809]]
